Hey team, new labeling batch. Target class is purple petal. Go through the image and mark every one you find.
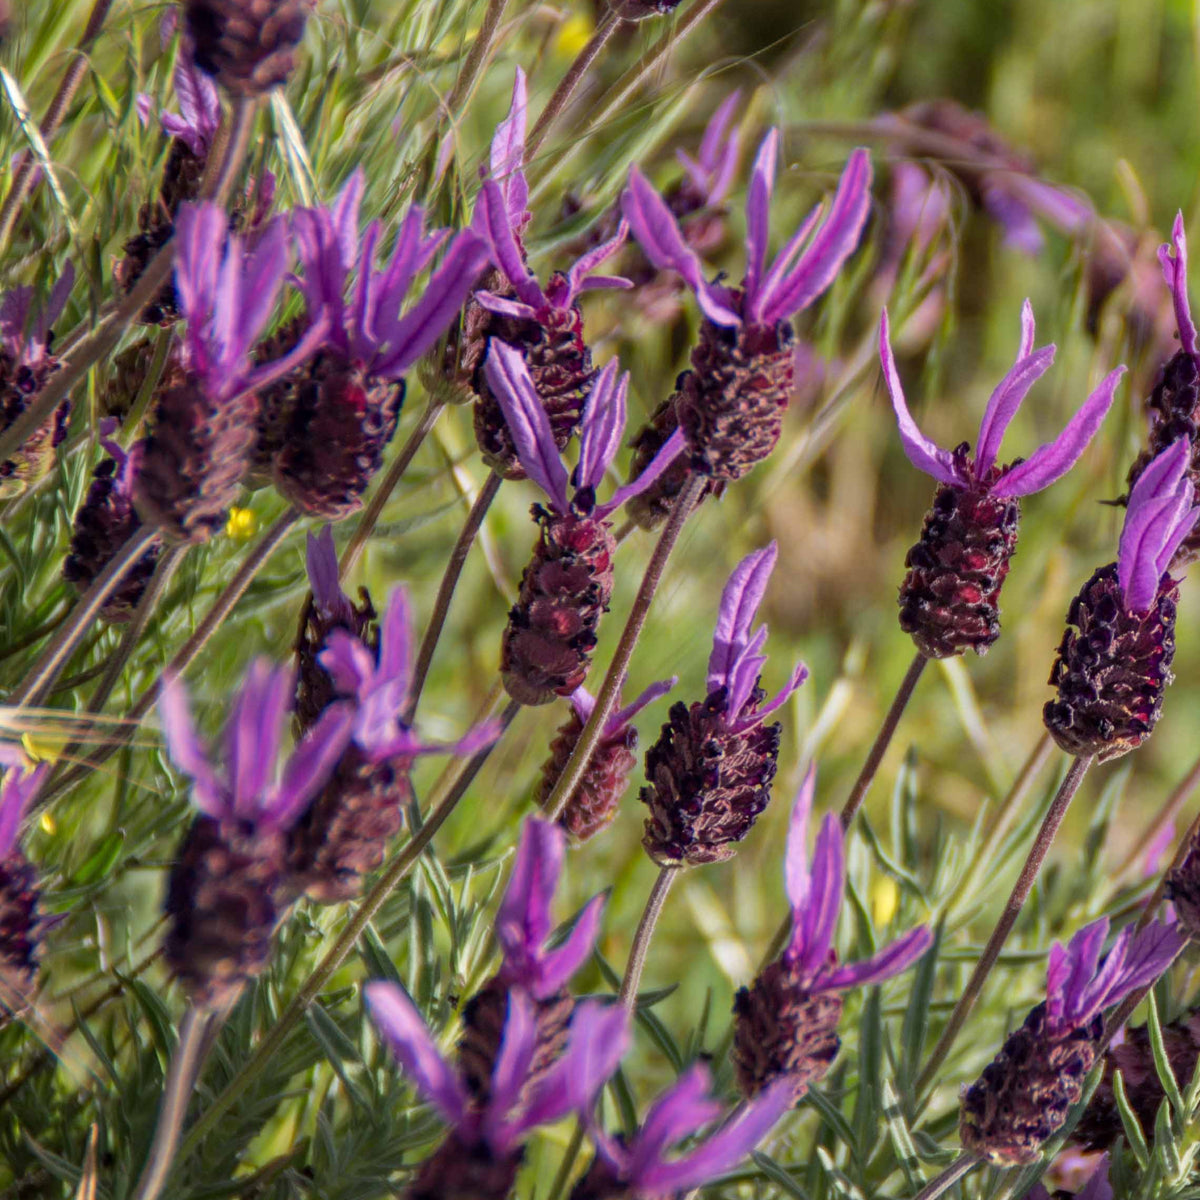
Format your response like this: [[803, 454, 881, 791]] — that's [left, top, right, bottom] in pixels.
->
[[0, 762, 48, 859], [1119, 438, 1195, 612], [1077, 1156, 1113, 1200], [685, 89, 741, 203], [724, 625, 768, 722], [981, 183, 1043, 255], [226, 660, 291, 818], [879, 310, 962, 485], [743, 129, 779, 306], [236, 218, 289, 350], [783, 764, 816, 918], [1093, 919, 1185, 1013], [797, 813, 846, 980], [707, 544, 777, 693], [1159, 212, 1198, 358], [173, 202, 226, 330], [606, 676, 678, 734], [576, 360, 626, 493], [265, 701, 354, 829], [485, 990, 539, 1143], [158, 674, 226, 819], [483, 340, 571, 510], [372, 206, 428, 327], [364, 981, 466, 1126], [565, 220, 630, 306], [350, 221, 383, 354], [1051, 918, 1108, 1030], [752, 148, 872, 325], [472, 180, 543, 308], [536, 892, 606, 996], [1045, 940, 1070, 1026], [573, 274, 633, 294], [332, 168, 365, 270], [739, 660, 808, 729], [319, 630, 376, 697], [41, 264, 75, 338], [632, 1064, 723, 1174], [639, 1078, 791, 1194], [571, 686, 597, 724], [377, 586, 413, 699], [473, 291, 540, 321], [496, 817, 563, 976], [992, 366, 1124, 498], [306, 527, 353, 622], [819, 924, 932, 991], [621, 168, 740, 326], [596, 427, 686, 518], [490, 68, 529, 224]]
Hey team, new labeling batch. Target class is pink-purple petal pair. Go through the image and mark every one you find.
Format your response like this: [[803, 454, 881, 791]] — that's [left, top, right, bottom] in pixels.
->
[[305, 526, 356, 627], [0, 266, 75, 368], [572, 676, 679, 737], [150, 51, 221, 156], [675, 89, 742, 208], [159, 660, 353, 830], [1159, 212, 1198, 359], [0, 754, 48, 860]]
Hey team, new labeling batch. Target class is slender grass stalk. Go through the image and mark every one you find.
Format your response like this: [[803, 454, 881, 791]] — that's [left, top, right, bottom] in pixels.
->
[[8, 526, 158, 707], [404, 470, 502, 721], [0, 0, 114, 252], [526, 10, 623, 158], [618, 865, 678, 1008], [546, 1122, 588, 1200], [914, 754, 1094, 1097], [911, 1153, 981, 1200], [173, 702, 520, 1164], [338, 399, 445, 579], [839, 651, 927, 828], [543, 473, 704, 823]]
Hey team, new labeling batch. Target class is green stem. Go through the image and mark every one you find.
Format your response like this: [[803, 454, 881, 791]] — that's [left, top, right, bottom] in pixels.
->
[[914, 754, 1094, 1096], [911, 1153, 981, 1200], [173, 702, 520, 1163], [544, 473, 704, 823], [618, 865, 678, 1009], [546, 1121, 588, 1200]]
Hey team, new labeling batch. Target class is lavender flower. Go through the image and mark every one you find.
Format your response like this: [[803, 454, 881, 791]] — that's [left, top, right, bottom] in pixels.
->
[[268, 170, 489, 517], [1030, 1155, 1113, 1200], [288, 585, 500, 903], [459, 817, 606, 1101], [536, 677, 678, 841], [467, 69, 631, 478], [0, 751, 49, 1009], [641, 543, 807, 866], [366, 983, 630, 1200], [159, 661, 354, 1006], [485, 340, 684, 705], [881, 302, 1124, 657], [619, 134, 871, 521], [185, 0, 310, 96], [733, 765, 932, 1103], [571, 1063, 792, 1200], [0, 267, 74, 495], [961, 916, 1184, 1165], [1045, 437, 1197, 760]]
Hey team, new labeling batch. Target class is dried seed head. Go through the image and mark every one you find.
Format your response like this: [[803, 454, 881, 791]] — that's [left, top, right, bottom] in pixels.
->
[[640, 686, 782, 866], [1166, 843, 1200, 942], [405, 1136, 523, 1200], [0, 852, 44, 1013], [960, 1001, 1101, 1167], [0, 348, 66, 499], [185, 0, 312, 95], [500, 508, 616, 706], [246, 314, 305, 488], [165, 814, 286, 1008], [1043, 563, 1178, 760], [732, 958, 842, 1104], [898, 466, 1020, 658]]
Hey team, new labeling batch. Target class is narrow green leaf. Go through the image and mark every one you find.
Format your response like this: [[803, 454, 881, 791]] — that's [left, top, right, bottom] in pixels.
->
[[880, 1078, 924, 1192], [1146, 988, 1187, 1120], [1112, 1069, 1151, 1170], [806, 1084, 860, 1159], [1154, 1097, 1182, 1181], [751, 1151, 813, 1199], [69, 831, 125, 885]]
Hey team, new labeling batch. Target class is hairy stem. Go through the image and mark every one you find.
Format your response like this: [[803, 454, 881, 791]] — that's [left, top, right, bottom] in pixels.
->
[[405, 471, 502, 721], [915, 754, 1094, 1096], [174, 702, 520, 1163], [338, 400, 445, 578], [543, 473, 704, 822], [911, 1153, 981, 1200], [840, 651, 927, 828], [618, 865, 678, 1008]]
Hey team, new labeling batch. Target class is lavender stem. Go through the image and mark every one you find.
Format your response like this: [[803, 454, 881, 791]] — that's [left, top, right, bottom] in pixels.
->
[[914, 754, 1094, 1097], [618, 865, 678, 1009]]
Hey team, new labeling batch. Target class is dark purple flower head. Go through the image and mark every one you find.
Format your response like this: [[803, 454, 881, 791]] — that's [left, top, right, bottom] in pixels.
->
[[584, 1063, 792, 1196], [472, 71, 632, 322], [675, 90, 742, 209], [0, 266, 74, 369], [622, 133, 871, 329], [319, 586, 501, 762], [138, 50, 221, 156], [365, 983, 629, 1155], [305, 526, 356, 627], [292, 170, 488, 380], [1044, 917, 1184, 1040], [1118, 437, 1199, 613], [494, 817, 606, 998], [780, 765, 931, 991], [483, 339, 685, 518], [159, 659, 354, 831], [881, 301, 1124, 498], [707, 543, 807, 731], [570, 676, 678, 739], [1159, 212, 1197, 361], [0, 749, 48, 860]]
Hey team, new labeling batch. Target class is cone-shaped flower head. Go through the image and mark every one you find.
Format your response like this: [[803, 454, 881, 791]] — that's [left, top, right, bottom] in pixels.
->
[[536, 677, 678, 842], [1045, 438, 1197, 760], [733, 766, 931, 1103], [288, 586, 500, 904], [961, 916, 1184, 1166], [272, 171, 489, 517], [571, 1063, 792, 1200], [366, 983, 630, 1200], [185, 0, 311, 95], [467, 69, 631, 479], [0, 750, 50, 1005], [882, 302, 1124, 657], [0, 266, 74, 496], [159, 660, 354, 1006], [458, 817, 607, 1102], [641, 544, 807, 866], [619, 138, 871, 524], [486, 341, 682, 706]]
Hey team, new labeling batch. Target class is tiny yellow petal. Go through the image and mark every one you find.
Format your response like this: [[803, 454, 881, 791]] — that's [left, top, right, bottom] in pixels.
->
[[554, 13, 595, 58], [39, 811, 56, 835], [871, 875, 899, 928], [225, 507, 258, 540]]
